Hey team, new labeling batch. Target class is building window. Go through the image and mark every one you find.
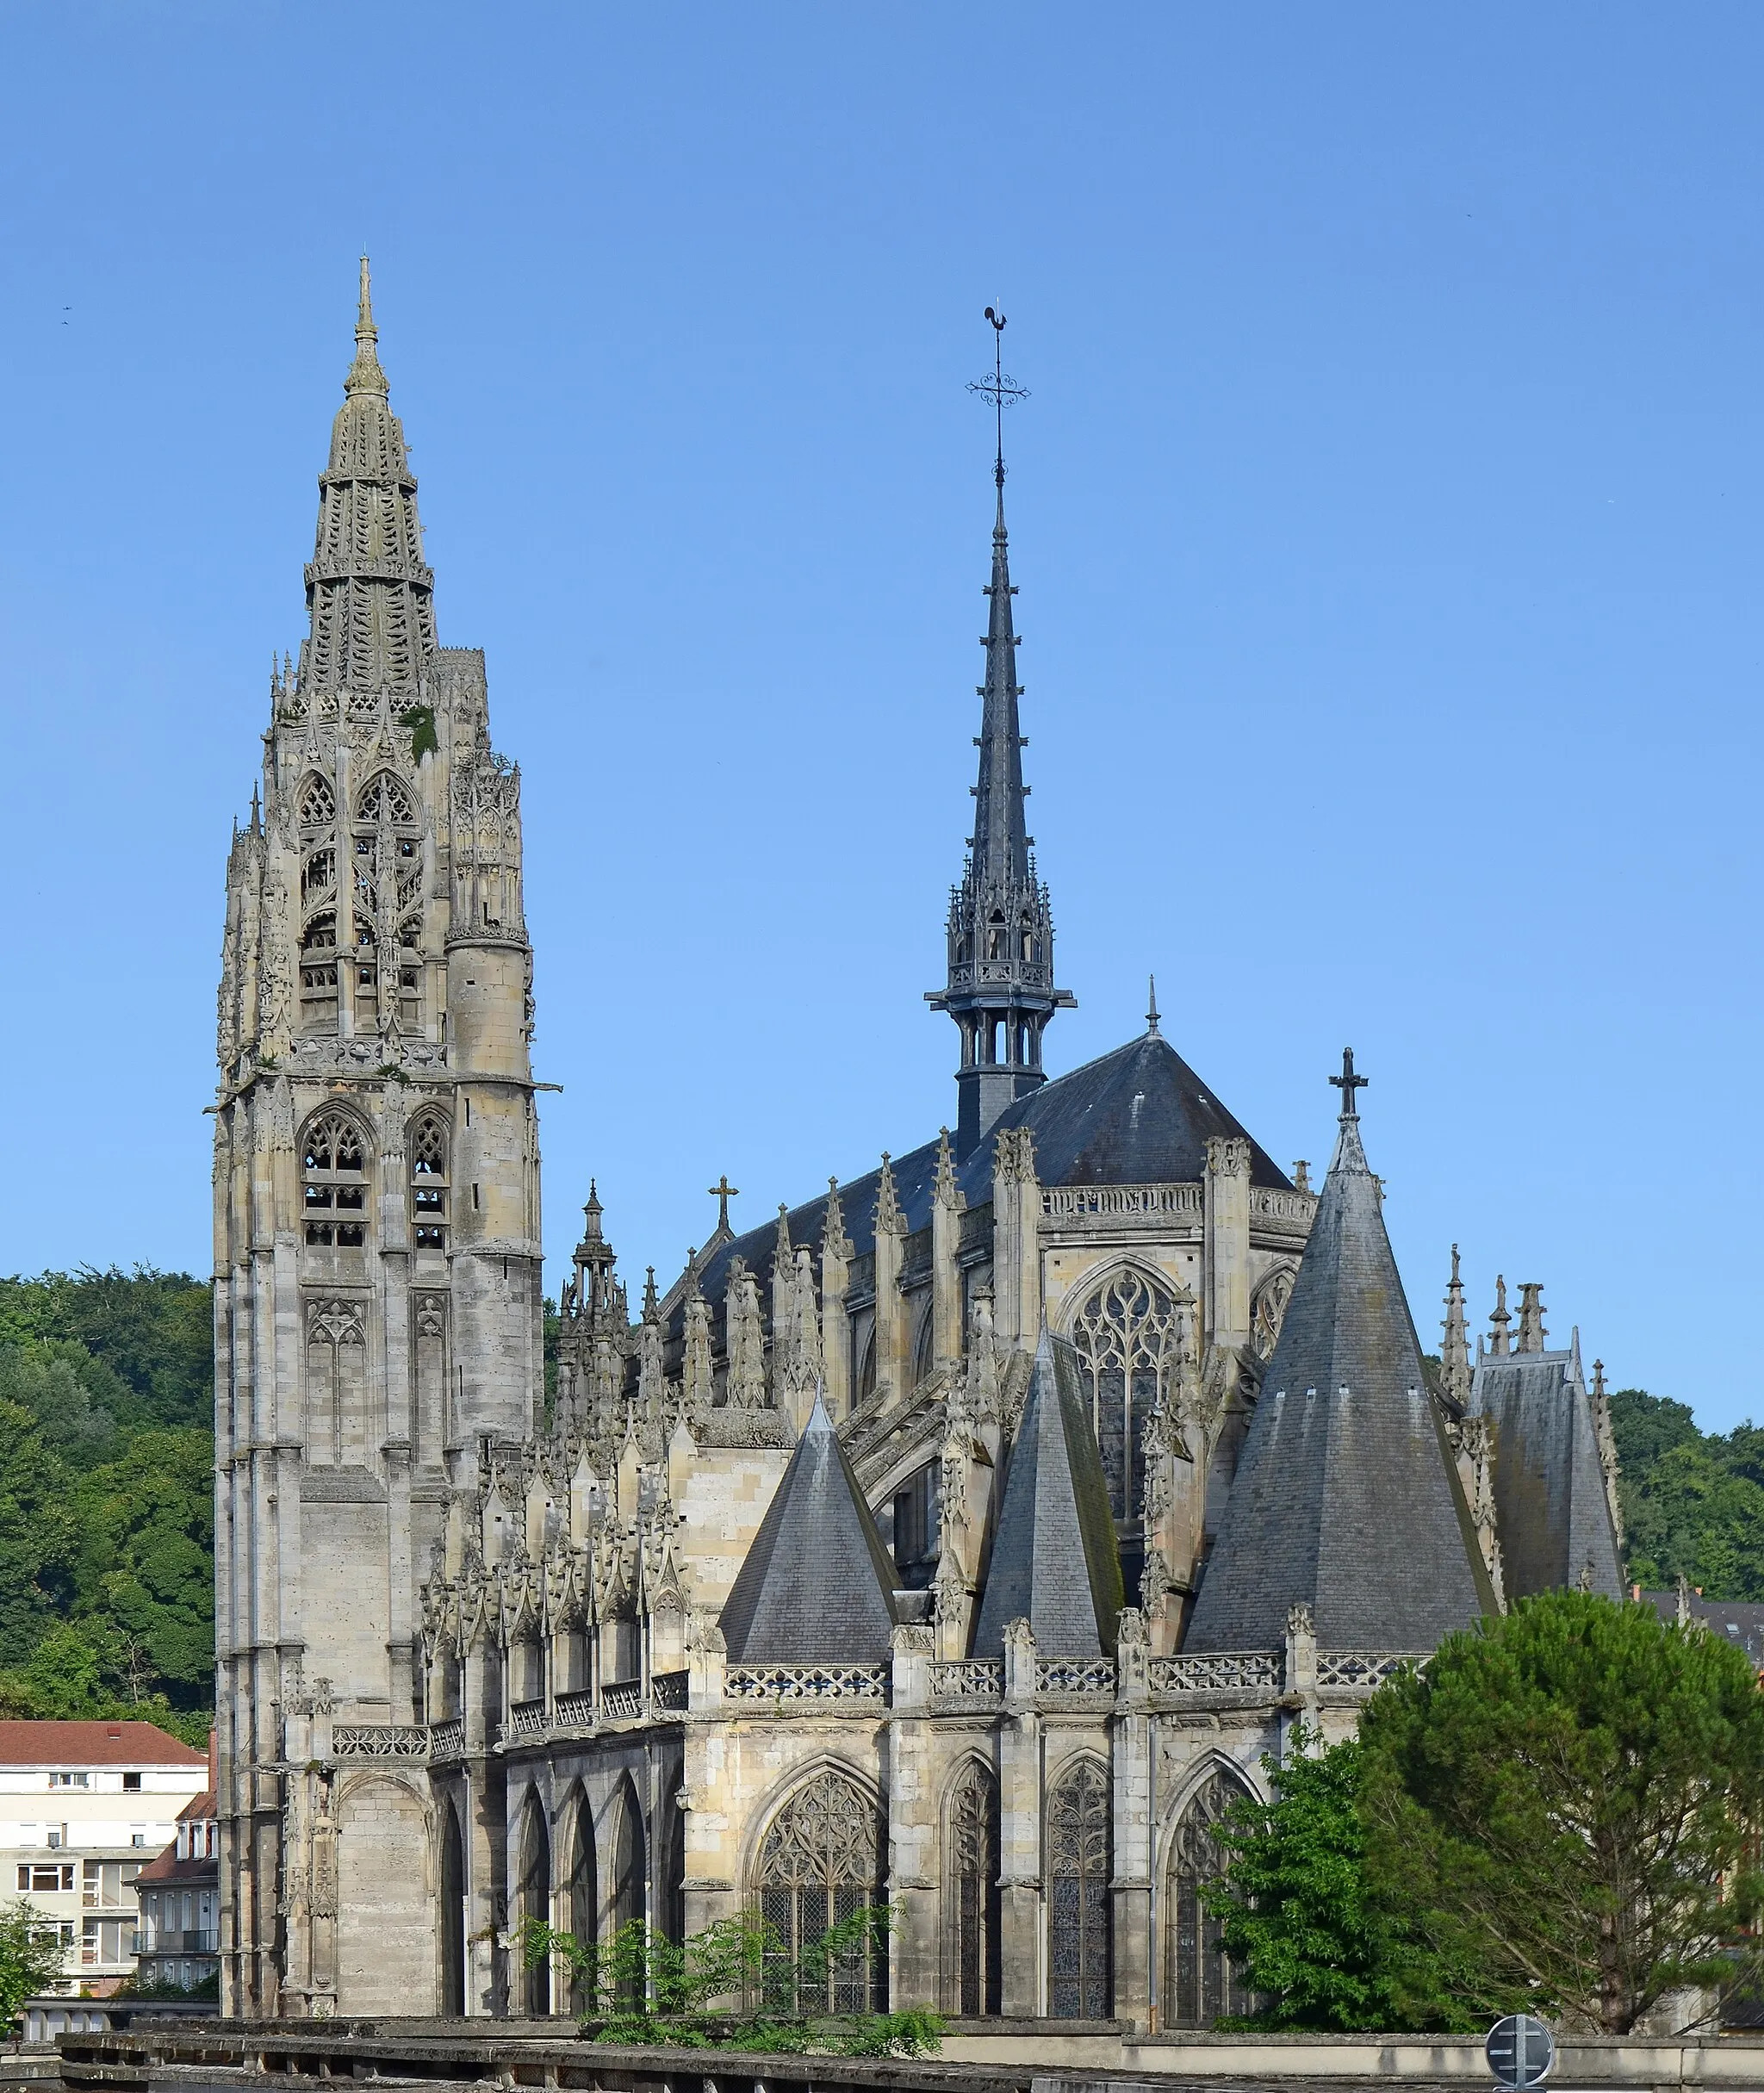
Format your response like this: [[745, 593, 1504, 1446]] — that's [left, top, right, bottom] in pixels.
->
[[1166, 1767, 1255, 2028], [946, 1764, 1000, 2016], [1070, 1265, 1189, 1524], [48, 1773, 88, 1790], [891, 1462, 939, 1584], [18, 1865, 74, 1892], [1047, 1761, 1110, 2019], [302, 1113, 368, 1246], [121, 1772, 141, 1792], [409, 1112, 449, 1249], [755, 1770, 885, 2015]]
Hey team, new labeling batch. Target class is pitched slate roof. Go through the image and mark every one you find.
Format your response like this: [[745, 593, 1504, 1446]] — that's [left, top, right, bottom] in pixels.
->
[[676, 1033, 1289, 1326], [1185, 1103, 1494, 1654], [717, 1394, 899, 1663], [1470, 1347, 1624, 1601], [971, 1332, 1125, 1658]]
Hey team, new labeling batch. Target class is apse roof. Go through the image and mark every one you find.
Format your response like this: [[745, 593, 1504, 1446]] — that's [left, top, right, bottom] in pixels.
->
[[716, 1395, 899, 1664], [1470, 1348, 1625, 1602], [675, 1031, 1289, 1324], [1185, 1100, 1494, 1655]]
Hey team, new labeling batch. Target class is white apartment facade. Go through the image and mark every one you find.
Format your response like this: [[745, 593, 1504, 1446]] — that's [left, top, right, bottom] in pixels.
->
[[0, 1722, 208, 1991]]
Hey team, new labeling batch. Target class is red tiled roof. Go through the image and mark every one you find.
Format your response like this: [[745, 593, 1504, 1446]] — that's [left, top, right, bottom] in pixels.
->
[[0, 1722, 204, 1767]]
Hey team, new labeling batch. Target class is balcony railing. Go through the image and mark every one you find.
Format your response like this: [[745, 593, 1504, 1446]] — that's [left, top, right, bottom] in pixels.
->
[[132, 1928, 220, 1955]]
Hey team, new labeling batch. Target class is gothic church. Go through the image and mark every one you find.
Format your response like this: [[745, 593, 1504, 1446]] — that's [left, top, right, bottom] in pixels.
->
[[213, 270, 1625, 2028]]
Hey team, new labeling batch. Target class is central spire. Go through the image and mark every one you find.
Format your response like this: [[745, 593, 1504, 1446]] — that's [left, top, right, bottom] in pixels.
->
[[929, 308, 1074, 1161], [297, 258, 437, 702]]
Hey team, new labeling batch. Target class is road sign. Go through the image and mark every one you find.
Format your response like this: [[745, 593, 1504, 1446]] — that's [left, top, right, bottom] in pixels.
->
[[1486, 2013, 1555, 2088]]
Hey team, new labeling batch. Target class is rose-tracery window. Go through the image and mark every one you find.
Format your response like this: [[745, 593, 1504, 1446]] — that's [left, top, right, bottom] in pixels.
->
[[410, 1112, 449, 1251], [1070, 1266, 1189, 1522], [755, 1770, 885, 2014], [1047, 1761, 1110, 2019], [356, 772, 418, 826], [303, 1114, 368, 1247], [1166, 1768, 1254, 2028], [1251, 1267, 1295, 1363], [947, 1765, 1000, 2015]]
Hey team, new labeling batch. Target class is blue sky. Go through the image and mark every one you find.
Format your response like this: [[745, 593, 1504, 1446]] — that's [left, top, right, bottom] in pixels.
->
[[0, 3, 1758, 1425]]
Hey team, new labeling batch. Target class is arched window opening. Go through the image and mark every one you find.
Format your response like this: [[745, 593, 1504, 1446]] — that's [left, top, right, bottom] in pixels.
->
[[562, 1788, 596, 2017], [297, 774, 336, 830], [438, 1800, 466, 2016], [1047, 1761, 1110, 2019], [606, 1782, 646, 2006], [410, 1113, 449, 1250], [356, 772, 419, 827], [1070, 1267, 1189, 1525], [301, 848, 336, 907], [514, 1794, 551, 2017], [1251, 1267, 1296, 1363], [300, 912, 339, 1022], [303, 1114, 368, 1247], [985, 912, 1004, 962], [1166, 1768, 1254, 2029], [946, 1765, 1000, 2016], [755, 1770, 885, 2015], [890, 1460, 939, 1587]]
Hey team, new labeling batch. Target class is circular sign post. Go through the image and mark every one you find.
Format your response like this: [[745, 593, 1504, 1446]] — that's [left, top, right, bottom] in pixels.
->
[[1487, 2013, 1556, 2089]]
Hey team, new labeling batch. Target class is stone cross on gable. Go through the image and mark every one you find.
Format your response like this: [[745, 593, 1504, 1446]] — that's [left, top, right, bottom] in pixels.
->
[[1329, 1046, 1369, 1117], [708, 1175, 739, 1233]]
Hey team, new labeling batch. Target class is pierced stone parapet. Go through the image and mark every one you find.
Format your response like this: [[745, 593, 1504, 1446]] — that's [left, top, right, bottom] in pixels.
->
[[427, 1719, 463, 1761], [1315, 1651, 1428, 1691], [330, 1723, 429, 1760], [724, 1663, 889, 1704], [1149, 1651, 1281, 1695], [929, 1660, 1003, 1703], [1034, 1657, 1117, 1698]]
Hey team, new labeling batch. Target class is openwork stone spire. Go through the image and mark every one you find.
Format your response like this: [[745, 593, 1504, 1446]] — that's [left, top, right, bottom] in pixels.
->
[[930, 311, 1072, 1161], [298, 257, 438, 702]]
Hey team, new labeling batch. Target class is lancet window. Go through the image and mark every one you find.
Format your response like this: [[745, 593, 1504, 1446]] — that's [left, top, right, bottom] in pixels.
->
[[296, 773, 340, 1028], [946, 1764, 1000, 2015], [1070, 1265, 1188, 1523], [409, 1112, 449, 1250], [755, 1770, 885, 2014], [1166, 1767, 1254, 2029], [349, 769, 423, 1026], [1047, 1761, 1110, 2019], [562, 1786, 596, 2017], [302, 1114, 368, 1247], [513, 1793, 551, 2016]]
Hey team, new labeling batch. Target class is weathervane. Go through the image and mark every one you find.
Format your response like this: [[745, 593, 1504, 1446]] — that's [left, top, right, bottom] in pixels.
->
[[967, 306, 1029, 488]]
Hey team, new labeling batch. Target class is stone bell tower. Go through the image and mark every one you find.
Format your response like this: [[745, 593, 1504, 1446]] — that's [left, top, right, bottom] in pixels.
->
[[212, 262, 543, 2015]]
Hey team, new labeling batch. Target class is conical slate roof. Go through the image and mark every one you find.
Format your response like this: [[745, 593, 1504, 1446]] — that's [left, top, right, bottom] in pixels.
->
[[1186, 1084, 1494, 1654], [972, 1333, 1125, 1658], [717, 1395, 898, 1663]]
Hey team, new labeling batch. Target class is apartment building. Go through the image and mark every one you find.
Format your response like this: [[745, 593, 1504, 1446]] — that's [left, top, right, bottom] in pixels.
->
[[133, 1787, 219, 1993], [0, 1722, 207, 1991]]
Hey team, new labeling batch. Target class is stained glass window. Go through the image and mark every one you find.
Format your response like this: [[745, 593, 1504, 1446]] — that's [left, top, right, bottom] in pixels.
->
[[1166, 1767, 1253, 2028], [755, 1770, 885, 2014], [1047, 1761, 1110, 2018]]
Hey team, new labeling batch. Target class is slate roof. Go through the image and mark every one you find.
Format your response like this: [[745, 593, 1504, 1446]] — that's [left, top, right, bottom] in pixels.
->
[[674, 1032, 1289, 1326], [1185, 1107, 1494, 1654], [1640, 1593, 1764, 1668], [971, 1332, 1125, 1658], [717, 1394, 899, 1663], [1469, 1347, 1624, 1602]]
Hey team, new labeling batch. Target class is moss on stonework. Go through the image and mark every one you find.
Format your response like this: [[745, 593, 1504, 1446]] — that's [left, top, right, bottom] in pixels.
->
[[399, 704, 438, 761]]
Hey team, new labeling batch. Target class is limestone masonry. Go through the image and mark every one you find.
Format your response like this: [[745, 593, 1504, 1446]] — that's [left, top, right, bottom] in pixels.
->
[[212, 268, 1625, 2028]]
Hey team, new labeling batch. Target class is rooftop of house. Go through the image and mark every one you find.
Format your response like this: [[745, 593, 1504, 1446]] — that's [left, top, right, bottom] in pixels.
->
[[0, 1723, 205, 1770]]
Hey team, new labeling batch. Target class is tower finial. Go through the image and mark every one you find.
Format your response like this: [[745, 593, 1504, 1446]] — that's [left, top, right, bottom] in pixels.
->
[[345, 253, 388, 400], [1146, 974, 1160, 1035], [969, 305, 1028, 492], [357, 253, 375, 339], [1329, 1046, 1369, 1119]]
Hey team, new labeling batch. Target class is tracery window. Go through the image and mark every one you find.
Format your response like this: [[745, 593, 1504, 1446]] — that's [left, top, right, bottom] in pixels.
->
[[302, 1114, 368, 1247], [514, 1793, 551, 2016], [1047, 1761, 1110, 2019], [409, 1112, 449, 1250], [562, 1786, 596, 2017], [300, 912, 340, 1021], [297, 773, 336, 830], [1070, 1266, 1189, 1522], [350, 769, 423, 1023], [1251, 1267, 1296, 1364], [946, 1764, 1000, 2015], [356, 772, 419, 826], [1166, 1768, 1253, 2028], [755, 1770, 885, 2015]]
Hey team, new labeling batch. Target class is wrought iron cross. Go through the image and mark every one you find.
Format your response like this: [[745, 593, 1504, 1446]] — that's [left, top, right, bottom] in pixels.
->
[[1330, 1047, 1369, 1116], [968, 306, 1029, 487], [708, 1175, 739, 1232]]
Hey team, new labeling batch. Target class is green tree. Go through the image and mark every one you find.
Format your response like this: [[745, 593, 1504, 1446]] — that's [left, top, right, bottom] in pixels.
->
[[1610, 1389, 1764, 1601], [0, 1900, 68, 2036], [1208, 1724, 1519, 2031], [1361, 1590, 1764, 2034], [0, 1398, 78, 1667]]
